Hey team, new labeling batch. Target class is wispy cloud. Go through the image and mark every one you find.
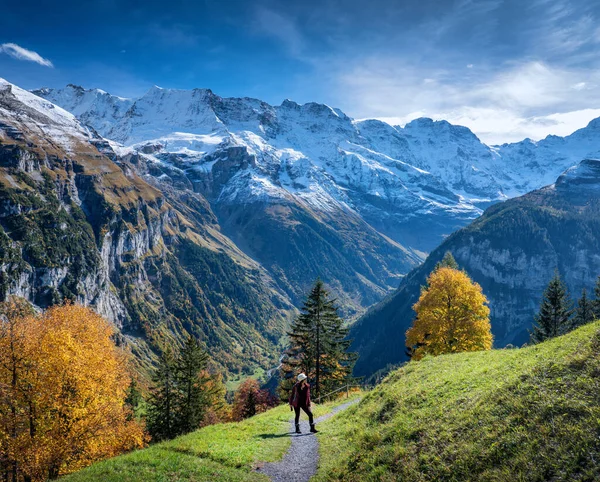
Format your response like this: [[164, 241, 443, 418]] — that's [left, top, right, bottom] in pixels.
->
[[254, 7, 305, 57], [0, 43, 53, 67]]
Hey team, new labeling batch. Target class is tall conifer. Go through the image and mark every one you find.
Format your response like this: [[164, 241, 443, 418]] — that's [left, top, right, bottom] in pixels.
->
[[176, 335, 210, 434], [530, 271, 573, 343], [147, 348, 179, 441], [279, 279, 357, 399]]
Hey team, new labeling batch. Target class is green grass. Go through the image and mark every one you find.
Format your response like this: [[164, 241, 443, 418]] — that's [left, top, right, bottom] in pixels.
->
[[63, 395, 361, 482], [224, 367, 266, 392], [315, 322, 600, 481]]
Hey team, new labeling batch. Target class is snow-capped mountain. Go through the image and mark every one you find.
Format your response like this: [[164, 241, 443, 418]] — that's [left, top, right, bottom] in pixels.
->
[[37, 85, 600, 246], [32, 82, 600, 313]]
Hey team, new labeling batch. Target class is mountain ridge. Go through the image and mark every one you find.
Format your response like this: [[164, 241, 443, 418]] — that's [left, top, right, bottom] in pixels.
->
[[351, 158, 600, 377]]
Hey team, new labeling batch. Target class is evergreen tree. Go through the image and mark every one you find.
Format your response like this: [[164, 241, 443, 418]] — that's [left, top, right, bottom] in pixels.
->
[[176, 335, 210, 434], [146, 348, 179, 441], [435, 251, 459, 271], [125, 378, 143, 419], [279, 279, 357, 399], [572, 289, 595, 329], [593, 276, 600, 320], [530, 272, 573, 344]]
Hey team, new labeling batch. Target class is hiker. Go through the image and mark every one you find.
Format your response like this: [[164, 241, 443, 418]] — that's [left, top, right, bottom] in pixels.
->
[[289, 373, 318, 434]]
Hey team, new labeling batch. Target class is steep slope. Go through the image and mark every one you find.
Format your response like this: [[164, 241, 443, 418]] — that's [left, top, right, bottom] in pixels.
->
[[0, 78, 293, 375], [317, 321, 600, 481], [352, 159, 600, 377]]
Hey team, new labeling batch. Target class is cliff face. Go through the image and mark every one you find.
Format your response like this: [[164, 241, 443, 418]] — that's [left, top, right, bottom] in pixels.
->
[[0, 79, 293, 376], [352, 159, 600, 377]]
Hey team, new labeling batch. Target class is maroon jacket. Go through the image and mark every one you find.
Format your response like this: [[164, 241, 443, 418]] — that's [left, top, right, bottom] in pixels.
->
[[289, 381, 311, 408]]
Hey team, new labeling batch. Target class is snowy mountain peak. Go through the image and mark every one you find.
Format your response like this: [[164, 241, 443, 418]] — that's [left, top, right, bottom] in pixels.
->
[[0, 78, 93, 152], [30, 82, 600, 252]]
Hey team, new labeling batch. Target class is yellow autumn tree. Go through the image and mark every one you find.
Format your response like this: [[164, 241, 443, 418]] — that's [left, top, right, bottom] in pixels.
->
[[406, 267, 492, 361], [0, 300, 146, 481]]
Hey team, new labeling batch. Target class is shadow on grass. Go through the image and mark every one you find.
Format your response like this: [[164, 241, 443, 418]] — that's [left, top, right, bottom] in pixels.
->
[[162, 447, 243, 468], [255, 433, 291, 439]]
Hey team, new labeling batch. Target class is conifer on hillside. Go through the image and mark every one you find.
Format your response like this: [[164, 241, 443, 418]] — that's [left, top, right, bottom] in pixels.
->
[[279, 279, 357, 399], [572, 288, 595, 329], [435, 251, 459, 271], [147, 348, 179, 441], [176, 335, 210, 434], [530, 271, 573, 344], [593, 276, 600, 319], [147, 336, 221, 441]]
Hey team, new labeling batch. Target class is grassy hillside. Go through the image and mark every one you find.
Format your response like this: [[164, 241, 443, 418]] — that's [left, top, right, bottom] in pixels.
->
[[62, 396, 360, 482], [316, 321, 600, 481], [351, 161, 600, 378]]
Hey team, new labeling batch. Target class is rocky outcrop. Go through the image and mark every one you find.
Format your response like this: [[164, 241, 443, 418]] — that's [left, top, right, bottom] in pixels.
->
[[0, 79, 294, 376]]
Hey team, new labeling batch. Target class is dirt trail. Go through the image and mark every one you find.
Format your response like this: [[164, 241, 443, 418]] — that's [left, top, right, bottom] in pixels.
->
[[260, 398, 361, 482]]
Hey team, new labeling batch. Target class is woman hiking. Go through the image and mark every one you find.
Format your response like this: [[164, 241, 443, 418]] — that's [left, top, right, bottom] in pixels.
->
[[289, 373, 318, 434]]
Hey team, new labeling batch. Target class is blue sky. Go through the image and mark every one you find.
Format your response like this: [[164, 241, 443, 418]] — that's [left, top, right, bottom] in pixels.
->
[[2, 0, 600, 144]]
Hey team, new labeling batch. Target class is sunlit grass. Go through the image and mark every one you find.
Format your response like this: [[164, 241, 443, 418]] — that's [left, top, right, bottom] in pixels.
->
[[64, 393, 361, 482], [315, 321, 600, 481]]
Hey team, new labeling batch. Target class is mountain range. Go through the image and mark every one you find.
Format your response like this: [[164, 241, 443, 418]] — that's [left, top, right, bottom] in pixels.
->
[[352, 159, 600, 377], [2, 77, 600, 376]]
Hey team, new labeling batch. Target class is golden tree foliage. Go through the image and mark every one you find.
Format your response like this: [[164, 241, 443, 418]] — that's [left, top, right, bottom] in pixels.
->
[[0, 300, 146, 481], [406, 267, 492, 361], [197, 371, 231, 426]]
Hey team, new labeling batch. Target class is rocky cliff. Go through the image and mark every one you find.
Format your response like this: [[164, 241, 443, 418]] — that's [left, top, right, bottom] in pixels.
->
[[0, 78, 293, 376]]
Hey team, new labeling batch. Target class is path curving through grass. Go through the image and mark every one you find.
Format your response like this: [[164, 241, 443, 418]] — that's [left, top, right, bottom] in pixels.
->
[[259, 398, 362, 482]]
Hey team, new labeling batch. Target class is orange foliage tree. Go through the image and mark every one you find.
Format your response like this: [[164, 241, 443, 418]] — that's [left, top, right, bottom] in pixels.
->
[[0, 299, 146, 481], [406, 267, 492, 361], [231, 379, 276, 422], [197, 371, 231, 426]]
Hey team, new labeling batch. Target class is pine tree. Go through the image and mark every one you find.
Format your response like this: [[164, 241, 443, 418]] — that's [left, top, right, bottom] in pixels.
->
[[572, 289, 595, 329], [147, 348, 179, 441], [530, 272, 573, 344], [176, 335, 210, 434], [279, 279, 357, 399], [593, 276, 600, 320], [435, 251, 459, 271], [125, 378, 143, 419]]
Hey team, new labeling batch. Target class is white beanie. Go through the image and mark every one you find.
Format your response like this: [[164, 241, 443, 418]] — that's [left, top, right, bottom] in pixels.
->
[[297, 373, 307, 381]]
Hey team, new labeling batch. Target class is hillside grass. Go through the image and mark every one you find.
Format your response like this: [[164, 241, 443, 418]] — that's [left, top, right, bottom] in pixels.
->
[[315, 321, 600, 481], [62, 395, 360, 482]]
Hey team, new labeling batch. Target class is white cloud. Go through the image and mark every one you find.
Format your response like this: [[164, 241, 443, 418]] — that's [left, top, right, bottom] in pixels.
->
[[0, 43, 53, 67], [333, 58, 600, 144]]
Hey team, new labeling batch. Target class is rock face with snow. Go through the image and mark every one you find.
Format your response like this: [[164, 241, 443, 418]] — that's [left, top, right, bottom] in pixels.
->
[[351, 159, 600, 377], [36, 85, 600, 251], [0, 78, 294, 375]]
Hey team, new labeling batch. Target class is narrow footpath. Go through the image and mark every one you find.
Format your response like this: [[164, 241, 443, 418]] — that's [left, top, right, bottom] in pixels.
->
[[259, 398, 361, 482]]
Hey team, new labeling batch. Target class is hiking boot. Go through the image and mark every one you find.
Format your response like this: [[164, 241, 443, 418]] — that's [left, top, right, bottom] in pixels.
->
[[295, 424, 301, 434], [310, 424, 318, 433]]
